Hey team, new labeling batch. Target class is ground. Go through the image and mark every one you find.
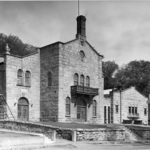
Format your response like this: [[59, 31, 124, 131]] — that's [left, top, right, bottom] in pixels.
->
[[36, 139, 150, 150]]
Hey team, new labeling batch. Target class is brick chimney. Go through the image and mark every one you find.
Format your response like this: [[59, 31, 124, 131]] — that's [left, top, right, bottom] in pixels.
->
[[76, 15, 86, 40]]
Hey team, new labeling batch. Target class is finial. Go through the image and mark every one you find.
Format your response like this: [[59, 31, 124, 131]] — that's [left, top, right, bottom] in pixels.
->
[[5, 43, 10, 55]]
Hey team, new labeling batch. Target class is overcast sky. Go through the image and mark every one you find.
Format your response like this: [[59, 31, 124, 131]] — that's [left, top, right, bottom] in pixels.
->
[[1, 1, 150, 65]]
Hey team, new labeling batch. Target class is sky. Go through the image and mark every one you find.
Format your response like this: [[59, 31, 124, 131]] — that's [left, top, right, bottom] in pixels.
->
[[1, 0, 150, 65]]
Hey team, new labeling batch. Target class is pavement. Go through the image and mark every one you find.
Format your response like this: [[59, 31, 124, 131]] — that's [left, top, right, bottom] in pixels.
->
[[0, 129, 53, 149]]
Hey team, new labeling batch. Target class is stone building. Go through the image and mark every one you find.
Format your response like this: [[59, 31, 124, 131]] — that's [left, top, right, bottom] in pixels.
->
[[104, 87, 148, 125], [0, 15, 104, 123], [40, 15, 104, 123], [0, 45, 40, 121]]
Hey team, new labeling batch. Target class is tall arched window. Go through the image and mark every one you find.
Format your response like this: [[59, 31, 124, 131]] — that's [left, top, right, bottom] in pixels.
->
[[48, 72, 52, 86], [25, 71, 31, 87], [86, 76, 90, 87], [80, 75, 84, 86], [17, 69, 23, 85], [93, 100, 97, 117], [74, 73, 79, 85], [66, 97, 71, 116]]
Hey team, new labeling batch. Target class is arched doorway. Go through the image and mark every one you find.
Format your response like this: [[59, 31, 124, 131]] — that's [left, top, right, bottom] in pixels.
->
[[18, 97, 29, 121], [77, 99, 86, 122]]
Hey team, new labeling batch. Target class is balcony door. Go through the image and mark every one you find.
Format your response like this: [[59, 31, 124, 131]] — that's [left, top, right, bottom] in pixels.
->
[[77, 99, 86, 122]]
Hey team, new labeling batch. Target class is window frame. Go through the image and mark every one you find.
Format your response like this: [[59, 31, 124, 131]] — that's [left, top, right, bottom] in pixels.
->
[[17, 69, 24, 86], [86, 76, 90, 87], [25, 71, 31, 87], [74, 73, 79, 86], [80, 74, 84, 86], [93, 100, 97, 117], [115, 105, 119, 113], [66, 97, 71, 117]]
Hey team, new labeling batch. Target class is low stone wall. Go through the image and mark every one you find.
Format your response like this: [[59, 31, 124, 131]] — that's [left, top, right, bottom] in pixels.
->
[[125, 124, 150, 140], [76, 128, 125, 141], [0, 120, 56, 140], [0, 120, 142, 142]]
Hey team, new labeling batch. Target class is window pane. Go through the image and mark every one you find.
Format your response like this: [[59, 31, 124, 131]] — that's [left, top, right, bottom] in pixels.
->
[[66, 97, 71, 116], [80, 75, 84, 86], [25, 71, 31, 86], [86, 76, 90, 87], [74, 73, 78, 85], [17, 69, 23, 85]]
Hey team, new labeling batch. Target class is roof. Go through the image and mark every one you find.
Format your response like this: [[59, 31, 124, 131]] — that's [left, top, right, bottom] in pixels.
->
[[104, 89, 112, 95], [0, 57, 4, 63], [40, 38, 104, 58]]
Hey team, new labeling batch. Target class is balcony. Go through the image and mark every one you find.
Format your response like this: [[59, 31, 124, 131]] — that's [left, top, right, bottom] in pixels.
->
[[71, 85, 99, 96], [127, 113, 139, 119]]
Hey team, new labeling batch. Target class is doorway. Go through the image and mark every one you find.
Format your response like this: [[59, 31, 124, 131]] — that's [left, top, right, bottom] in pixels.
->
[[77, 99, 86, 122], [18, 97, 29, 121]]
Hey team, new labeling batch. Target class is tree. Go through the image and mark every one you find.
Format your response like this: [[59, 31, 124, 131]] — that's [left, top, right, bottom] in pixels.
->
[[102, 61, 119, 89], [0, 33, 36, 56], [115, 60, 150, 97]]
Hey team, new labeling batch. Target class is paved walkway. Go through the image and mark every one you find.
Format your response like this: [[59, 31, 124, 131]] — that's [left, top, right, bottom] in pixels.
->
[[0, 129, 53, 149]]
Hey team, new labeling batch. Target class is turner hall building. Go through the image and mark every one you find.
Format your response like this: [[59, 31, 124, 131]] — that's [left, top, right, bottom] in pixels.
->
[[0, 15, 104, 123]]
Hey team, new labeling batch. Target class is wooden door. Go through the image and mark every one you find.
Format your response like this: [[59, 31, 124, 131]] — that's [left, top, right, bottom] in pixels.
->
[[18, 98, 29, 121]]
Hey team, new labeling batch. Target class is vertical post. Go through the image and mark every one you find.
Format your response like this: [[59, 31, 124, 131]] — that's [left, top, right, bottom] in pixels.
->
[[72, 130, 77, 142], [120, 89, 122, 124], [52, 130, 56, 141]]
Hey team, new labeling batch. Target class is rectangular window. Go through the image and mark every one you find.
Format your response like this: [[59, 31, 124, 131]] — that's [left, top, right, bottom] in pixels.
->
[[104, 106, 107, 124], [144, 108, 147, 116], [135, 107, 137, 114], [132, 107, 134, 114], [115, 105, 119, 113], [129, 107, 131, 114]]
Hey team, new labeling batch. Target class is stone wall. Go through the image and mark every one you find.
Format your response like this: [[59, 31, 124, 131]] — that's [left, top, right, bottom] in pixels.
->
[[40, 43, 60, 121], [76, 129, 125, 141], [0, 62, 5, 94], [58, 39, 104, 123], [5, 53, 40, 121], [126, 124, 150, 140], [0, 120, 55, 140]]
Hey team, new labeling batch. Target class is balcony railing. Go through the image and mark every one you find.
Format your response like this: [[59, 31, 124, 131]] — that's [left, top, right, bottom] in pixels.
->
[[127, 113, 139, 119], [71, 85, 99, 96]]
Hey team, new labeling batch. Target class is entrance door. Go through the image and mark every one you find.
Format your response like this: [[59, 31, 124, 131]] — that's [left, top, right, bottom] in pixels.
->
[[77, 100, 86, 121], [18, 98, 29, 121]]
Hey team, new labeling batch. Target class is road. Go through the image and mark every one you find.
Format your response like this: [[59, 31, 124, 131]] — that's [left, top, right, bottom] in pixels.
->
[[35, 140, 150, 150]]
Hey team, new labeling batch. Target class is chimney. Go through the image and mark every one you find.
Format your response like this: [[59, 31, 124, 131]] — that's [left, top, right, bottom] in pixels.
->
[[76, 15, 86, 40]]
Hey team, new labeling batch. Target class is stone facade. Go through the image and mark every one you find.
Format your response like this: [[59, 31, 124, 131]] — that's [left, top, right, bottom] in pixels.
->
[[104, 87, 148, 124], [40, 15, 104, 123], [0, 15, 104, 124], [1, 52, 40, 121]]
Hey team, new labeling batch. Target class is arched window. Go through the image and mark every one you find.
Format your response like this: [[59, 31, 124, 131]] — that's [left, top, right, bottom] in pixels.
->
[[17, 69, 23, 85], [25, 71, 31, 87], [74, 73, 79, 85], [93, 100, 97, 117], [80, 75, 84, 86], [66, 97, 71, 116], [86, 76, 90, 87], [48, 72, 52, 86], [80, 50, 85, 62]]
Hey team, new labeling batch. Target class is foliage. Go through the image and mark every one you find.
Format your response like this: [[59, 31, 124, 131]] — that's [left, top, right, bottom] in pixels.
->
[[115, 60, 150, 97], [102, 61, 118, 89], [0, 33, 36, 56]]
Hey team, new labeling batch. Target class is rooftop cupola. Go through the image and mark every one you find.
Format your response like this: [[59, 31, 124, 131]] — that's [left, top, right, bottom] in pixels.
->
[[76, 15, 86, 40]]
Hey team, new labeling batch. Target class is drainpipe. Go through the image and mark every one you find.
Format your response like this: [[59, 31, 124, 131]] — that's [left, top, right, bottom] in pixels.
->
[[120, 89, 122, 124]]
